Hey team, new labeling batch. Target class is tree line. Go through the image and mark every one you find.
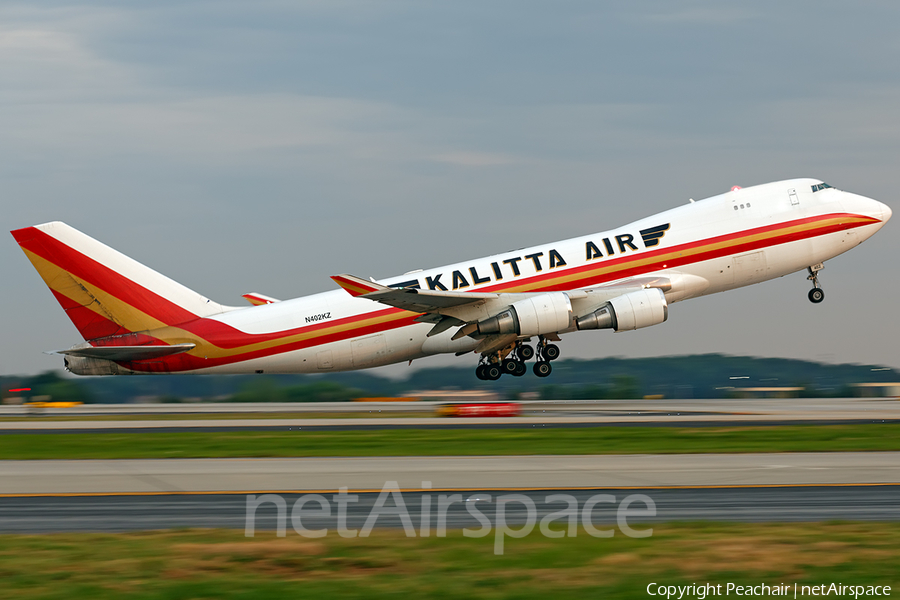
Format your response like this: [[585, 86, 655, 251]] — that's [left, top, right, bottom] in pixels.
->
[[2, 353, 897, 404]]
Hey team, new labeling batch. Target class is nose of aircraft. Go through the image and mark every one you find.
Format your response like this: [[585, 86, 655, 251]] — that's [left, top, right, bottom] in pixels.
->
[[880, 200, 892, 223], [845, 191, 892, 224]]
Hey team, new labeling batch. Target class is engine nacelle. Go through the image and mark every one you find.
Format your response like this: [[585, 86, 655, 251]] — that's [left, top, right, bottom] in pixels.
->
[[64, 356, 135, 376], [477, 292, 573, 337], [576, 288, 668, 332]]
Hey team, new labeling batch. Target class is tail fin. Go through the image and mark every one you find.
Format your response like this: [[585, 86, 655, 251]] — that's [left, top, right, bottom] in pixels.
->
[[11, 221, 232, 341]]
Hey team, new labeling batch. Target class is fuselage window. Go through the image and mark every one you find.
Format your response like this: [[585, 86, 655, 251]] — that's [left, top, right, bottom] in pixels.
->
[[733, 205, 738, 211]]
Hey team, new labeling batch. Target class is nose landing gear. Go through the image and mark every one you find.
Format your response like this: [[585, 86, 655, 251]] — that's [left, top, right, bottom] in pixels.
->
[[807, 263, 825, 304]]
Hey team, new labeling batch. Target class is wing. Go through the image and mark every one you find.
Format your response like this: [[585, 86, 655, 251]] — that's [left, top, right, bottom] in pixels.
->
[[331, 274, 504, 340], [332, 272, 674, 353], [330, 274, 499, 312], [332, 273, 671, 313]]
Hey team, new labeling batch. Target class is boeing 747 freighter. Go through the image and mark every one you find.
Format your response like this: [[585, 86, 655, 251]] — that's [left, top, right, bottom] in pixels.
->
[[11, 179, 891, 379]]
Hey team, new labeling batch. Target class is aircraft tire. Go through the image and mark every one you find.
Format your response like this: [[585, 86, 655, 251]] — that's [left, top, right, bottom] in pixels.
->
[[518, 345, 535, 361], [502, 359, 519, 374], [485, 365, 502, 380], [542, 344, 560, 361], [533, 361, 552, 378], [475, 365, 487, 380], [808, 288, 825, 303], [513, 361, 527, 377]]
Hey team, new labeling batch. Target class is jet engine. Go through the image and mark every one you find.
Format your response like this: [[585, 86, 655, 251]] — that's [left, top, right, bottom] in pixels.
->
[[576, 288, 668, 332], [477, 292, 573, 337]]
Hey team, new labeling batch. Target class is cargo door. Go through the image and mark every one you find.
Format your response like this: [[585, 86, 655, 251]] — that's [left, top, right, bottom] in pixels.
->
[[351, 334, 387, 368], [316, 350, 333, 370], [733, 251, 768, 285]]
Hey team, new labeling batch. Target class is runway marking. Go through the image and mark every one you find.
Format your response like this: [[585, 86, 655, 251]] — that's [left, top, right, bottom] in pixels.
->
[[2, 482, 899, 498]]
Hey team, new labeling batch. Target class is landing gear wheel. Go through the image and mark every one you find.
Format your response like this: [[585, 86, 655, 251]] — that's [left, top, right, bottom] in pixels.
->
[[517, 344, 535, 361], [484, 364, 502, 380], [806, 264, 825, 304], [541, 344, 560, 361], [513, 361, 527, 377], [502, 359, 519, 374], [475, 365, 487, 380], [533, 361, 552, 378]]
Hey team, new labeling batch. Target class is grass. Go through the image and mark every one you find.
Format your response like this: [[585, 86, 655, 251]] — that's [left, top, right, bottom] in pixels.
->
[[0, 522, 897, 599], [1, 423, 899, 459]]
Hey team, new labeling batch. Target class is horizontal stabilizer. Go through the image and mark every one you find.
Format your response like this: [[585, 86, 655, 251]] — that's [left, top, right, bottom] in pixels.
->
[[56, 343, 196, 361], [242, 293, 280, 306]]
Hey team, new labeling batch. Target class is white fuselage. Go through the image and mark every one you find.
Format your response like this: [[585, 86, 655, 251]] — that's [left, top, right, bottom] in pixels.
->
[[194, 178, 890, 374]]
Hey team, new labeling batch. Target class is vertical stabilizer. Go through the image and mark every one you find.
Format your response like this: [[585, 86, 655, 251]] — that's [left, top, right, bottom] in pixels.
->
[[11, 222, 232, 341]]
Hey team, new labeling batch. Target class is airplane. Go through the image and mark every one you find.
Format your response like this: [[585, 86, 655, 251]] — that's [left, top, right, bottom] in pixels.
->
[[10, 178, 891, 380]]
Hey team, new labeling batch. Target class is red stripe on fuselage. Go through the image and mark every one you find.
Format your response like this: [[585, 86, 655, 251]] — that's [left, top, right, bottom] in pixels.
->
[[476, 213, 878, 293], [177, 303, 401, 349], [130, 312, 421, 372]]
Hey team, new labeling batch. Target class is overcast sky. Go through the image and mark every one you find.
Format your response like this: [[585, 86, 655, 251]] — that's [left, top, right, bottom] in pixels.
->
[[2, 1, 898, 377]]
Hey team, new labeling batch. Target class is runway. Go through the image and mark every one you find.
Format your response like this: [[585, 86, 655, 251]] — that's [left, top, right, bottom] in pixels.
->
[[2, 452, 899, 495], [2, 451, 897, 534], [1, 397, 898, 432], [3, 401, 897, 534], [1, 486, 898, 534]]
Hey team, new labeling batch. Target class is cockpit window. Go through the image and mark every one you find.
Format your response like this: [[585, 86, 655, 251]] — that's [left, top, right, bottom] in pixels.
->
[[811, 183, 833, 192]]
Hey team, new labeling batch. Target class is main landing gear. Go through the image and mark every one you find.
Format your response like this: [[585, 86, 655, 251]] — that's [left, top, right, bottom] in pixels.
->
[[807, 263, 825, 304], [474, 337, 561, 380]]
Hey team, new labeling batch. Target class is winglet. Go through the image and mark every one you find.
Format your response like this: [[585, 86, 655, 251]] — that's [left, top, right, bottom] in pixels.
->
[[242, 293, 280, 306], [331, 274, 389, 297]]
